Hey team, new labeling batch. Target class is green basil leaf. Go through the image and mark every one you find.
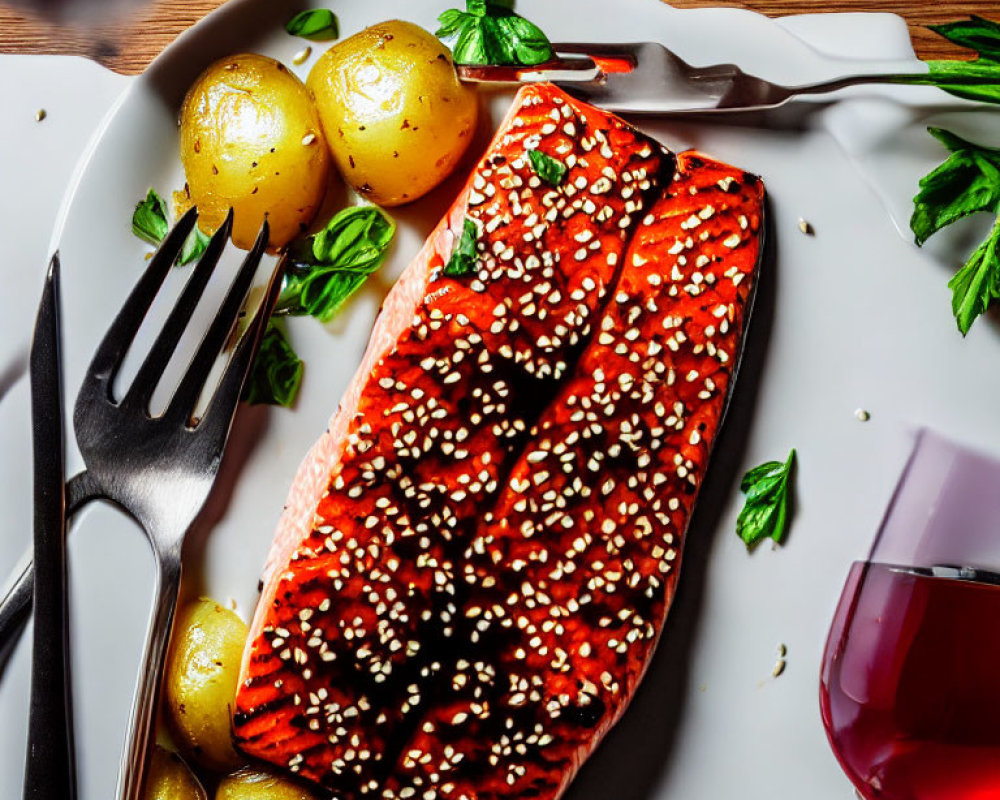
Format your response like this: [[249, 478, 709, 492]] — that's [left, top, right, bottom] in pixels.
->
[[178, 225, 212, 266], [948, 220, 1000, 335], [300, 270, 370, 323], [911, 151, 1000, 245], [451, 19, 501, 66], [132, 188, 169, 246], [436, 8, 470, 38], [528, 148, 568, 186], [132, 188, 211, 265], [929, 15, 1000, 62], [311, 206, 395, 267], [285, 9, 339, 41], [484, 18, 516, 64], [245, 322, 304, 407], [276, 206, 395, 322], [739, 460, 784, 494], [493, 13, 553, 66], [444, 218, 479, 277], [438, 0, 553, 67], [736, 449, 796, 549]]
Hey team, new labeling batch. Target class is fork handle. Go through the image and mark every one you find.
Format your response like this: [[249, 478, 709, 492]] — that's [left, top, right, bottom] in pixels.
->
[[0, 471, 101, 672], [0, 482, 185, 800], [117, 553, 182, 800], [790, 70, 1000, 97]]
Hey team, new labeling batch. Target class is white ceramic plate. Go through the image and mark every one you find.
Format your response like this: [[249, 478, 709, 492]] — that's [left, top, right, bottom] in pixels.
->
[[3, 2, 1000, 799]]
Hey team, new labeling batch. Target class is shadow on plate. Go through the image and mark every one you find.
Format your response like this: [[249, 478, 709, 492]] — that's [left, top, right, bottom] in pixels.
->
[[180, 402, 272, 597], [623, 100, 837, 133], [0, 353, 28, 407], [564, 200, 778, 800]]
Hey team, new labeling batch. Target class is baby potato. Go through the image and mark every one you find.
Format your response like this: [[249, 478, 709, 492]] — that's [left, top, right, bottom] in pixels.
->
[[180, 53, 331, 249], [216, 767, 319, 800], [308, 20, 478, 206], [165, 598, 248, 773], [144, 746, 208, 800]]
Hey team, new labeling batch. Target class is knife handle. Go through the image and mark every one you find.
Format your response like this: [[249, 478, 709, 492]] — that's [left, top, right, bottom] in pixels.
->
[[23, 258, 75, 800], [24, 496, 74, 800], [0, 472, 99, 674]]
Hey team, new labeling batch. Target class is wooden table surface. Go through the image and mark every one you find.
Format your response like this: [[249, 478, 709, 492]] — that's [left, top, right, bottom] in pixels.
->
[[0, 0, 991, 74]]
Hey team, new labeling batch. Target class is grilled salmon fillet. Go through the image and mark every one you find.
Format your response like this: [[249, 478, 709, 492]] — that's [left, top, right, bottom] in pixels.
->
[[233, 83, 764, 800]]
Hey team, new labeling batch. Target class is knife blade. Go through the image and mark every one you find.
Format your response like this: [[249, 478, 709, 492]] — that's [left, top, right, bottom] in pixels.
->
[[23, 255, 75, 800]]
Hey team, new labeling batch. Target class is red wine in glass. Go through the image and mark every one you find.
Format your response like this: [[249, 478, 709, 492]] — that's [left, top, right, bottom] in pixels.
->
[[819, 431, 1000, 800], [821, 562, 1000, 799]]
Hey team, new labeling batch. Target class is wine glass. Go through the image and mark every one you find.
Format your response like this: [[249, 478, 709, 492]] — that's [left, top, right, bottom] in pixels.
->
[[819, 429, 1000, 800]]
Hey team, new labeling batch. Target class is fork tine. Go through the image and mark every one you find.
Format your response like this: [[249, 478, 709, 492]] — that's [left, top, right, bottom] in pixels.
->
[[121, 210, 234, 412], [200, 250, 286, 433], [165, 221, 270, 421], [75, 208, 198, 408]]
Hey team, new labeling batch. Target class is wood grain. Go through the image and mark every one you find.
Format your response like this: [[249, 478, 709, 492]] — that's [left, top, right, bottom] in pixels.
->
[[0, 0, 991, 74], [668, 0, 994, 60], [0, 0, 231, 73]]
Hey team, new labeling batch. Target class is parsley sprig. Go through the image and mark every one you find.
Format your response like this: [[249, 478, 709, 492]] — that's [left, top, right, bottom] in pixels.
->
[[736, 450, 796, 549], [911, 128, 1000, 335], [925, 16, 1000, 105], [947, 216, 1000, 335], [907, 16, 1000, 335], [437, 0, 553, 67]]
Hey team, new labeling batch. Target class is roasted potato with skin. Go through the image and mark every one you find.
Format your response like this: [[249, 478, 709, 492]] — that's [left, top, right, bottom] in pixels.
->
[[216, 767, 319, 800], [165, 598, 248, 772], [308, 20, 478, 206], [180, 53, 331, 249], [144, 746, 208, 800]]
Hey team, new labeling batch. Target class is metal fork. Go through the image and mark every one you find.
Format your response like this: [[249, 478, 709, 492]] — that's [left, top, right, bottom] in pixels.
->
[[44, 208, 280, 800], [458, 41, 1000, 114]]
